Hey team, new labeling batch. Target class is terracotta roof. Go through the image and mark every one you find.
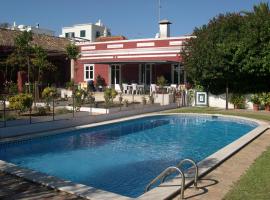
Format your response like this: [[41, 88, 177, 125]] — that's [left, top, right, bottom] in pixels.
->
[[96, 35, 127, 42], [0, 28, 70, 53]]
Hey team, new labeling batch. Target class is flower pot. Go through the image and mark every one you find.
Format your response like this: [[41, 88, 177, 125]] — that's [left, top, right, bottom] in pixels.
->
[[253, 104, 259, 111], [265, 104, 270, 111]]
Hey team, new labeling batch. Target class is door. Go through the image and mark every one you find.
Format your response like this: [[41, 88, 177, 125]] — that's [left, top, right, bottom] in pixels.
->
[[140, 64, 152, 85], [110, 65, 121, 86], [171, 64, 184, 84]]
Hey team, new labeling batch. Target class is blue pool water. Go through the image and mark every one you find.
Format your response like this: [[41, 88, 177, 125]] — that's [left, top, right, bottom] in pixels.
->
[[0, 115, 257, 198]]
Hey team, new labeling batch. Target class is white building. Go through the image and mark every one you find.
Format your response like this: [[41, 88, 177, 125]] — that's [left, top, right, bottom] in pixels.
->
[[59, 20, 111, 42], [11, 22, 55, 36]]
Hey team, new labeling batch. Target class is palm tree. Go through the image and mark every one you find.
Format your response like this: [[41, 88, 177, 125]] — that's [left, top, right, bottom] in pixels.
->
[[66, 43, 80, 81]]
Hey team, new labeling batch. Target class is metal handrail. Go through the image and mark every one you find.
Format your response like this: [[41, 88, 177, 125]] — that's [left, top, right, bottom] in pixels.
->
[[176, 158, 198, 189], [145, 166, 185, 200]]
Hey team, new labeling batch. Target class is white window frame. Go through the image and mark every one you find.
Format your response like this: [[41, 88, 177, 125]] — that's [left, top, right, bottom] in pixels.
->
[[84, 64, 95, 81]]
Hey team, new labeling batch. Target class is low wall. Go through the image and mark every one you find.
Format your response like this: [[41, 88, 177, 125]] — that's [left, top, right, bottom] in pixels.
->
[[0, 103, 178, 139], [208, 93, 253, 109]]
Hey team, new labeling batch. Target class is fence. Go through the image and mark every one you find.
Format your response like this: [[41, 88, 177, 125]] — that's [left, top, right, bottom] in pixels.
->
[[0, 91, 187, 129]]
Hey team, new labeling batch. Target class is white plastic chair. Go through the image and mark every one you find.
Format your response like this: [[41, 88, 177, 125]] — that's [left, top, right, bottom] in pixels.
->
[[131, 83, 138, 95], [169, 84, 177, 93], [122, 83, 129, 94], [150, 84, 157, 95], [115, 84, 122, 93]]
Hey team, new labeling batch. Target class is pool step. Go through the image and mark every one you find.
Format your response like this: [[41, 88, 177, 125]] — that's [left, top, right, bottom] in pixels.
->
[[144, 158, 199, 200]]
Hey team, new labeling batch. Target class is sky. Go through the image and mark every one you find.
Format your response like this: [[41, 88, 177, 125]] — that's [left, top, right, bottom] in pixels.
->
[[0, 0, 268, 39]]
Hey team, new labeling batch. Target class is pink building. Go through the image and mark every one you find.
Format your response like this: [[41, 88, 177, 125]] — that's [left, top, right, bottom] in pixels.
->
[[74, 20, 192, 89]]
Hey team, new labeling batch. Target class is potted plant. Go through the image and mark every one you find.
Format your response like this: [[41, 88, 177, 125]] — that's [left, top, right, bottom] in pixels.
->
[[260, 92, 270, 111], [103, 88, 118, 109], [41, 87, 57, 111], [229, 93, 245, 109], [95, 75, 106, 92], [250, 94, 261, 111]]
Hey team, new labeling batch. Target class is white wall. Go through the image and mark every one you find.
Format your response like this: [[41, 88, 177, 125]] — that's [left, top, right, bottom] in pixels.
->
[[208, 93, 253, 109], [60, 23, 107, 42]]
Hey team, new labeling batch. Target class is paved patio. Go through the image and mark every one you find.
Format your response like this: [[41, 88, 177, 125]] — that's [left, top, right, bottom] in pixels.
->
[[0, 172, 84, 200]]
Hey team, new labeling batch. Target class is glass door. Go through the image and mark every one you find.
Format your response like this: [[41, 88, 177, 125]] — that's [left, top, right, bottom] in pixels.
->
[[140, 64, 152, 85], [110, 65, 121, 86], [172, 64, 184, 84]]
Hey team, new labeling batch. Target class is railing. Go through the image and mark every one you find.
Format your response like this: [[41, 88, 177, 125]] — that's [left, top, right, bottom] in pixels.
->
[[145, 158, 199, 200], [176, 158, 198, 189], [145, 166, 186, 200]]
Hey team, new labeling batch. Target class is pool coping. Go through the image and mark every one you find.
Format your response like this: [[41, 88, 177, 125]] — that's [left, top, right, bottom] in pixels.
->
[[0, 113, 269, 200]]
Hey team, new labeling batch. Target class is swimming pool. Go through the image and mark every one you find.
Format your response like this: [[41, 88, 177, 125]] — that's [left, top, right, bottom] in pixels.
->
[[0, 115, 258, 198]]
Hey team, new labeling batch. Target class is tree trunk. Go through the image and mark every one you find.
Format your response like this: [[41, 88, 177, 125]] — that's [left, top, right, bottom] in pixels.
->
[[225, 81, 229, 110], [27, 56, 31, 94], [70, 59, 75, 81]]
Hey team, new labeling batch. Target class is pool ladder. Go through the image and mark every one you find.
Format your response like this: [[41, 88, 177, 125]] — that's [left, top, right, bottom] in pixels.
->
[[145, 158, 199, 200]]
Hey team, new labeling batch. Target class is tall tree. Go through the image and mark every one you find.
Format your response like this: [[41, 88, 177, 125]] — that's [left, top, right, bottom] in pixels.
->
[[66, 43, 80, 81], [240, 3, 270, 79], [182, 2, 270, 109], [11, 31, 33, 93], [31, 45, 55, 83], [182, 13, 244, 109]]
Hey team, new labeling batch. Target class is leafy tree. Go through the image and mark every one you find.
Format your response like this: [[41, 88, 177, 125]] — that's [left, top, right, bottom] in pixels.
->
[[31, 45, 55, 83], [6, 31, 33, 93], [66, 43, 80, 81], [182, 2, 270, 109], [240, 3, 270, 87]]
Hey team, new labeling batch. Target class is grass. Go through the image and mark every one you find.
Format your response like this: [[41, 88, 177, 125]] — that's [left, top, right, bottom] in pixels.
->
[[166, 107, 270, 121], [223, 146, 270, 200], [167, 107, 270, 200]]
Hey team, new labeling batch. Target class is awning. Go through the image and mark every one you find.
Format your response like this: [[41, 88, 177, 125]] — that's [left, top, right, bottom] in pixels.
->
[[87, 60, 179, 64]]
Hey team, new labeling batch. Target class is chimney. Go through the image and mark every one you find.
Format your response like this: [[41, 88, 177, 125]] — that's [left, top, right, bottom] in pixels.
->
[[159, 19, 171, 38]]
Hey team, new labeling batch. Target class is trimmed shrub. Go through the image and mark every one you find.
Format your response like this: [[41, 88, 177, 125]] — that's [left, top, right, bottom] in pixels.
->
[[9, 94, 33, 114]]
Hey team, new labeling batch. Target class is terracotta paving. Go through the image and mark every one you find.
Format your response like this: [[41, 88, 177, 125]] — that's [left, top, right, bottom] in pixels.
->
[[0, 172, 84, 200], [175, 129, 270, 200]]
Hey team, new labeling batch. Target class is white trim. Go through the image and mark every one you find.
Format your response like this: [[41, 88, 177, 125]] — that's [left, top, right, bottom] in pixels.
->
[[169, 41, 182, 46], [84, 64, 95, 81], [117, 54, 177, 58], [81, 46, 96, 50], [81, 50, 180, 57], [81, 46, 183, 57], [107, 44, 123, 49], [79, 56, 114, 60], [76, 36, 194, 46], [137, 42, 155, 47]]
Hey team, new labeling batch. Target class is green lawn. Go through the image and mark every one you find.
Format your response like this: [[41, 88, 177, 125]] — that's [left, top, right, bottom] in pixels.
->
[[223, 146, 270, 200], [166, 107, 270, 121], [167, 107, 270, 200]]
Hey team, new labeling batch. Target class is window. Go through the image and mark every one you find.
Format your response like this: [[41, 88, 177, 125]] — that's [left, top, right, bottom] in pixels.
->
[[96, 31, 100, 38], [80, 30, 86, 37], [84, 64, 94, 81], [65, 33, 69, 38], [71, 32, 75, 38]]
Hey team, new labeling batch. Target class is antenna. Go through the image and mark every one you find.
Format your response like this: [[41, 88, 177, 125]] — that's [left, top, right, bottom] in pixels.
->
[[158, 0, 161, 22]]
